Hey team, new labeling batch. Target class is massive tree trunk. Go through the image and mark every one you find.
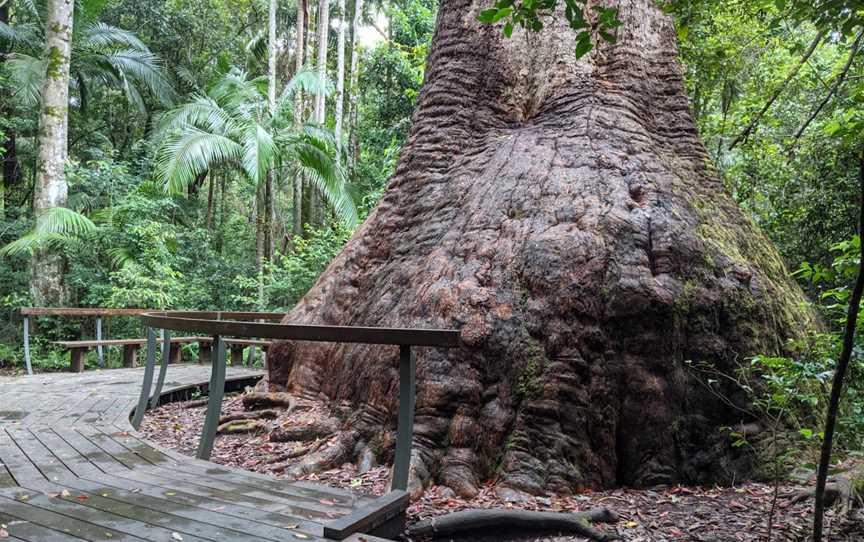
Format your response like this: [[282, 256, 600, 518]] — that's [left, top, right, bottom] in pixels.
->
[[30, 0, 73, 306], [268, 0, 817, 498]]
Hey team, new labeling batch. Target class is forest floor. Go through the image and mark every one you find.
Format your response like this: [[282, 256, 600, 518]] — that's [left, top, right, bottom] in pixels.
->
[[141, 394, 864, 542]]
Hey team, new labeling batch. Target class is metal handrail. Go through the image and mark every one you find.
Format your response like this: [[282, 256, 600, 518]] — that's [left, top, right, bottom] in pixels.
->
[[131, 310, 460, 492]]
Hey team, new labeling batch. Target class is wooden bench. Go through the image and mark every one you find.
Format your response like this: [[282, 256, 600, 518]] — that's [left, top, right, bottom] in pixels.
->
[[54, 336, 211, 372], [223, 338, 272, 365]]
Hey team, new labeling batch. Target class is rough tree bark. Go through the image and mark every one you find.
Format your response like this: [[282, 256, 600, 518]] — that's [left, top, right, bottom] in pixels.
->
[[268, 0, 818, 498], [31, 0, 73, 306]]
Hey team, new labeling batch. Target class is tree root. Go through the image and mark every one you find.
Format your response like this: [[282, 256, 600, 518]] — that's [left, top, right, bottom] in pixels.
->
[[242, 392, 295, 411], [789, 478, 863, 510], [217, 419, 267, 434], [405, 507, 622, 541], [269, 419, 338, 442], [219, 410, 278, 424], [287, 431, 358, 477]]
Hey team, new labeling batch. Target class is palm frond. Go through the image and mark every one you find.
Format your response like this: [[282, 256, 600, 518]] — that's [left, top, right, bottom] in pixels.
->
[[106, 247, 135, 269], [0, 208, 97, 257], [293, 142, 358, 227], [155, 127, 244, 195], [279, 67, 333, 102], [86, 48, 175, 106], [154, 96, 235, 136], [0, 232, 70, 257], [78, 22, 147, 50], [241, 122, 278, 185], [5, 53, 44, 106]]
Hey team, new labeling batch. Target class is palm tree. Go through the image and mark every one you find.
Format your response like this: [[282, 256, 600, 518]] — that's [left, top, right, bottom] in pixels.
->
[[152, 68, 358, 285], [4, 20, 174, 109]]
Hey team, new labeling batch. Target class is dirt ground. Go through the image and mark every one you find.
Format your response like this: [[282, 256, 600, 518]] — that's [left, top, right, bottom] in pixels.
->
[[141, 394, 864, 541]]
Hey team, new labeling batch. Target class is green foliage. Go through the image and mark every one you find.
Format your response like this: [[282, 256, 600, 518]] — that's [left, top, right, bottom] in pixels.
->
[[476, 0, 621, 57], [231, 224, 352, 310]]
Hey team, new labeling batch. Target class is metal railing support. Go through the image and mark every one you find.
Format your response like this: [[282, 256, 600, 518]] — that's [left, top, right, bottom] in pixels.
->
[[197, 335, 226, 460], [391, 345, 415, 491], [149, 330, 171, 408], [96, 317, 104, 367], [131, 328, 158, 429], [23, 316, 33, 376]]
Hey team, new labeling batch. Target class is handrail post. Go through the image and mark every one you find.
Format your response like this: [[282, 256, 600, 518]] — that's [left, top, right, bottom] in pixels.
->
[[23, 316, 33, 376], [131, 327, 158, 429], [96, 317, 104, 367], [149, 329, 171, 408], [197, 335, 226, 460], [391, 345, 415, 491]]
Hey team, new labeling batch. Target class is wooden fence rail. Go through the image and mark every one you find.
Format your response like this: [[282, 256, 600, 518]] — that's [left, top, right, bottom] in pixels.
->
[[134, 311, 460, 494]]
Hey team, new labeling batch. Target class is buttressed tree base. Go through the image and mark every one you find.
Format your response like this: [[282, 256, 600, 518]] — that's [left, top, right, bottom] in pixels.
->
[[268, 0, 817, 498]]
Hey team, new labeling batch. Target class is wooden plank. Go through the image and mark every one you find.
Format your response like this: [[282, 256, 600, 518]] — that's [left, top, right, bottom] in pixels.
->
[[27, 428, 102, 478], [82, 471, 326, 536], [74, 429, 153, 470], [38, 476, 328, 542], [323, 490, 408, 540], [140, 464, 357, 515], [0, 460, 18, 487], [5, 428, 76, 482], [0, 431, 46, 483], [0, 490, 144, 542], [141, 313, 460, 347], [0, 509, 87, 542], [50, 428, 129, 474], [20, 479, 268, 542], [21, 307, 148, 317], [1, 484, 215, 542], [105, 468, 339, 520], [54, 337, 210, 348]]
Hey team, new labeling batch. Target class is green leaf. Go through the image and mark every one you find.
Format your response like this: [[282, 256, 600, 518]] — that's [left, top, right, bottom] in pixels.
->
[[477, 9, 499, 23], [503, 21, 514, 38], [574, 32, 593, 58], [490, 7, 513, 23]]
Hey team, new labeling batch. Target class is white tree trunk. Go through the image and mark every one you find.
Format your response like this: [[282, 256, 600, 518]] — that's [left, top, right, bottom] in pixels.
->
[[346, 0, 363, 174], [292, 0, 307, 236], [314, 0, 330, 124], [30, 0, 73, 306], [268, 0, 278, 112], [334, 0, 347, 151], [310, 0, 330, 226]]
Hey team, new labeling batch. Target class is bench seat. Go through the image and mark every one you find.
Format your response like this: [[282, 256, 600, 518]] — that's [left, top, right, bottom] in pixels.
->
[[53, 336, 211, 372]]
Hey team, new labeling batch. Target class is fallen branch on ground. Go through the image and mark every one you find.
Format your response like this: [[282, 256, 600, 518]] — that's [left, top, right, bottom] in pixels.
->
[[405, 507, 622, 541]]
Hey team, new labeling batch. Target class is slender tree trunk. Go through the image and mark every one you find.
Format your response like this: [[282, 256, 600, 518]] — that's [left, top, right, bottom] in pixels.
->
[[268, 0, 818, 499], [265, 0, 278, 262], [346, 0, 363, 176], [205, 173, 215, 232], [309, 0, 330, 227], [813, 149, 864, 542], [30, 0, 73, 306], [293, 0, 307, 237], [334, 0, 347, 153], [0, 2, 16, 218], [255, 181, 266, 307]]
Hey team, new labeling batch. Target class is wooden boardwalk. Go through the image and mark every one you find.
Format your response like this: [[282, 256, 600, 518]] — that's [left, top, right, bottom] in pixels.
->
[[0, 365, 392, 542]]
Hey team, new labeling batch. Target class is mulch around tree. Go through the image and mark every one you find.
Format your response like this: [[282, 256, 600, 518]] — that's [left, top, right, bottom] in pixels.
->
[[141, 396, 864, 541]]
